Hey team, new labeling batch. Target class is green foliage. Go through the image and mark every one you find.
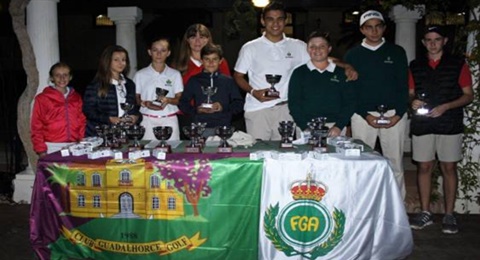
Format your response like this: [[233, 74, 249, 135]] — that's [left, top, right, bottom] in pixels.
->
[[224, 0, 258, 40]]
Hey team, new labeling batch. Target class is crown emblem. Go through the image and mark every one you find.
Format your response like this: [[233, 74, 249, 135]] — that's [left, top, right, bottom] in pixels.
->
[[290, 173, 326, 201]]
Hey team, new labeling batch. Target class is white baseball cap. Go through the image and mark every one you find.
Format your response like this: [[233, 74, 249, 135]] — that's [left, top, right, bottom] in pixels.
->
[[360, 10, 384, 26]]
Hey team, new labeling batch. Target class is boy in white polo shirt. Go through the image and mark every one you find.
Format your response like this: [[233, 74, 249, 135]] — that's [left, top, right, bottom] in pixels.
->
[[233, 2, 309, 141], [134, 36, 183, 140]]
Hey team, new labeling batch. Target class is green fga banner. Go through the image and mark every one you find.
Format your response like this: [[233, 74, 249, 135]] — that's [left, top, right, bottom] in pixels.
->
[[45, 157, 263, 260]]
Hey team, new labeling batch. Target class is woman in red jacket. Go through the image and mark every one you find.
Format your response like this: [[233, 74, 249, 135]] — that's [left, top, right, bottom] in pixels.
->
[[31, 62, 86, 156]]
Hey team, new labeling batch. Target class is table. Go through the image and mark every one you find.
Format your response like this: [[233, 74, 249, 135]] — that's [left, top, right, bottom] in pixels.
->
[[30, 142, 412, 259]]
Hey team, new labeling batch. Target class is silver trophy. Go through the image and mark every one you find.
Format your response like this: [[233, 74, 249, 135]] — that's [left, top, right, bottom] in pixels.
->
[[200, 85, 218, 109], [120, 102, 134, 124], [126, 125, 145, 151], [310, 117, 329, 152], [265, 74, 281, 98], [278, 120, 295, 148], [215, 126, 235, 153], [376, 105, 391, 125], [153, 87, 169, 108], [153, 126, 173, 153], [95, 125, 110, 148], [416, 93, 429, 115], [182, 122, 207, 153]]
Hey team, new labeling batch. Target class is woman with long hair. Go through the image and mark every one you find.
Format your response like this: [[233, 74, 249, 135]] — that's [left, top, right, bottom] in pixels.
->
[[83, 45, 141, 136], [174, 24, 232, 138], [174, 23, 231, 84]]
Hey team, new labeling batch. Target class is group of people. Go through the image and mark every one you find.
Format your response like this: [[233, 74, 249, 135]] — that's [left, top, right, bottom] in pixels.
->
[[31, 2, 473, 235]]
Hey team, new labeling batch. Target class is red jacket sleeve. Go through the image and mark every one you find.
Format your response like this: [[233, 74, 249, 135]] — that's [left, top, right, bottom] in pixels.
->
[[31, 96, 47, 153], [77, 96, 87, 140]]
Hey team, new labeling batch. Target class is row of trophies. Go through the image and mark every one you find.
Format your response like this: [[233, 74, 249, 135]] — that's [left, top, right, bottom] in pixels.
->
[[95, 122, 236, 154], [277, 118, 329, 152]]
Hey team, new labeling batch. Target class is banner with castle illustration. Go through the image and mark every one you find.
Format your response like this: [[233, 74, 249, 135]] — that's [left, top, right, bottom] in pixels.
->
[[259, 157, 413, 260], [31, 157, 263, 260]]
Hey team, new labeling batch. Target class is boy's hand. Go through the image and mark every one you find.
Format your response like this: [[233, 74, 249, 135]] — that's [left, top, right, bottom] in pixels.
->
[[252, 88, 279, 102], [197, 102, 222, 114]]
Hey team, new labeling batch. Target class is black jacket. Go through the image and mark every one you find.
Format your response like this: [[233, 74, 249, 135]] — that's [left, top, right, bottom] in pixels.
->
[[410, 54, 465, 135], [83, 78, 141, 136], [179, 71, 244, 128]]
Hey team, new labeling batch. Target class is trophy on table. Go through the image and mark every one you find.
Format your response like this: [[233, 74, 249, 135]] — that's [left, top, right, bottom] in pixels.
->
[[200, 85, 218, 109], [416, 93, 430, 115], [215, 126, 235, 153], [95, 125, 110, 148], [306, 120, 318, 145], [109, 124, 123, 149], [120, 102, 134, 124], [152, 87, 169, 108], [265, 74, 281, 98], [182, 122, 207, 153], [126, 125, 145, 151], [278, 120, 295, 148], [153, 126, 173, 153], [376, 104, 391, 125], [310, 117, 329, 152]]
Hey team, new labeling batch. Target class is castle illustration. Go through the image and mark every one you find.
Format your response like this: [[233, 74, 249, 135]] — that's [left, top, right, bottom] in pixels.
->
[[67, 160, 184, 219]]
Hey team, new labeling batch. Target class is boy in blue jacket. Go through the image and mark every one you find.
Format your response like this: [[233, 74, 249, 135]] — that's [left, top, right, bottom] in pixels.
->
[[179, 44, 244, 137]]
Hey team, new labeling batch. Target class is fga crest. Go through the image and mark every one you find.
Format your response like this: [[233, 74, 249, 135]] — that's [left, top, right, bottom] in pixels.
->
[[264, 173, 345, 259]]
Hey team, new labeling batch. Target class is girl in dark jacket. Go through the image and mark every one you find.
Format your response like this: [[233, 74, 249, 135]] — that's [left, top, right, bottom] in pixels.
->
[[83, 45, 141, 136]]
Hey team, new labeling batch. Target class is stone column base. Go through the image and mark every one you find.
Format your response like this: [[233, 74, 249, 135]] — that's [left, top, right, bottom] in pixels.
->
[[13, 168, 35, 204]]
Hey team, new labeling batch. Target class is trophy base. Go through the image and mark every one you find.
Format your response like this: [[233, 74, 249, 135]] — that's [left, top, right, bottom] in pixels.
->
[[265, 90, 280, 98], [313, 146, 328, 153], [110, 142, 122, 149], [155, 145, 171, 154], [128, 145, 143, 152], [185, 146, 202, 153], [416, 108, 429, 115], [200, 103, 214, 109], [280, 142, 294, 149], [152, 101, 166, 109], [217, 146, 233, 153], [376, 119, 391, 125]]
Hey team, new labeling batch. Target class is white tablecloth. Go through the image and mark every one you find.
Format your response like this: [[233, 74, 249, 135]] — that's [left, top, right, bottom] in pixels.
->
[[259, 153, 413, 260]]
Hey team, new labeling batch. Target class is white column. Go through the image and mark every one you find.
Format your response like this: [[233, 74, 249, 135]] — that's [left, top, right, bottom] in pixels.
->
[[389, 5, 424, 63], [27, 0, 60, 94], [13, 0, 60, 204], [108, 7, 143, 79], [389, 5, 424, 154]]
